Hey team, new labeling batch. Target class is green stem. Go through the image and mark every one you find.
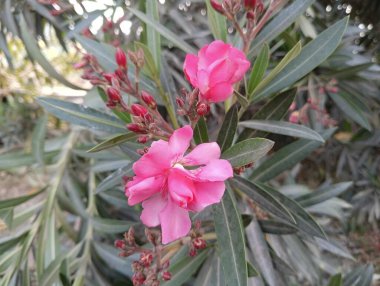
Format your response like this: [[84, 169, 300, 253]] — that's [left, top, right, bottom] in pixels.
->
[[154, 78, 180, 129]]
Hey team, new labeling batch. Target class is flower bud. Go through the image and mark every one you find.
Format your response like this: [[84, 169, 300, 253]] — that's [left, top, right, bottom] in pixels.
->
[[114, 239, 126, 249], [131, 104, 148, 117], [244, 0, 257, 10], [140, 252, 153, 267], [196, 101, 210, 116], [162, 271, 172, 281], [127, 123, 147, 134], [115, 47, 127, 68], [137, 135, 149, 144], [289, 111, 299, 124], [176, 97, 185, 108], [132, 261, 144, 273], [192, 238, 207, 250], [132, 272, 145, 286], [106, 87, 121, 103], [246, 10, 255, 20], [211, 0, 224, 14], [141, 91, 157, 109]]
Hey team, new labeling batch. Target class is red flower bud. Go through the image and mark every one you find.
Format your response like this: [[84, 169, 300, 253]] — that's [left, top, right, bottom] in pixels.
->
[[131, 104, 148, 117], [141, 91, 157, 109], [196, 102, 210, 116], [246, 10, 255, 20], [176, 97, 185, 108], [137, 135, 149, 144], [106, 87, 121, 103], [244, 0, 257, 10], [127, 123, 147, 134], [132, 272, 145, 286], [140, 252, 153, 267], [115, 47, 127, 68], [103, 73, 115, 84], [193, 238, 207, 250], [210, 0, 224, 14], [162, 271, 172, 281], [114, 239, 126, 249]]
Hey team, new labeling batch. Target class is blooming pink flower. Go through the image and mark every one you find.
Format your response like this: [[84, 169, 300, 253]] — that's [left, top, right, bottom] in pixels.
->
[[125, 125, 233, 244], [183, 40, 250, 103]]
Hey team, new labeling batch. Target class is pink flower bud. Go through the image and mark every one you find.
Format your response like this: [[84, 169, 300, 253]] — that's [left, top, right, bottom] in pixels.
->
[[132, 273, 145, 286], [115, 47, 127, 68], [162, 271, 172, 281], [176, 97, 185, 108], [140, 252, 153, 267], [131, 104, 148, 117], [141, 91, 157, 109], [210, 0, 224, 14], [114, 239, 126, 249], [246, 10, 255, 20], [103, 73, 115, 84], [244, 0, 257, 10], [196, 102, 210, 116], [127, 123, 147, 134], [193, 238, 206, 250], [137, 135, 149, 144], [289, 111, 299, 124], [106, 87, 121, 103]]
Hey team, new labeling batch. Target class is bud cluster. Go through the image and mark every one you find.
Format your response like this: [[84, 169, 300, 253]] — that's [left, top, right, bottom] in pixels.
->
[[188, 220, 207, 257], [177, 88, 210, 121]]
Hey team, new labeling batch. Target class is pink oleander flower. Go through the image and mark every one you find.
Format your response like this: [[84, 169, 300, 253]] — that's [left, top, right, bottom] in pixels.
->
[[125, 125, 233, 244], [183, 40, 250, 103]]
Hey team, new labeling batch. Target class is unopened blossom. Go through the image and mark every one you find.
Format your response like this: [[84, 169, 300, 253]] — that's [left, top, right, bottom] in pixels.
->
[[183, 40, 250, 103], [125, 126, 233, 244]]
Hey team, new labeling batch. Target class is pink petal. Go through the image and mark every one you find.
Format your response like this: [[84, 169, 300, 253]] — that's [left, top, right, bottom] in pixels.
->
[[197, 69, 209, 94], [183, 54, 199, 87], [160, 199, 191, 244], [188, 181, 226, 211], [196, 159, 233, 181], [203, 82, 234, 103], [168, 169, 194, 208], [140, 194, 167, 227], [183, 142, 221, 166], [203, 40, 230, 66], [230, 58, 250, 82], [133, 140, 173, 177], [169, 125, 193, 157], [208, 58, 236, 84], [127, 175, 164, 205]]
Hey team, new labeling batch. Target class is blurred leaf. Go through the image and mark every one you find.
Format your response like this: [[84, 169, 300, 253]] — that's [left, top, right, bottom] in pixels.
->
[[0, 208, 13, 228], [0, 30, 13, 68], [249, 0, 316, 55], [37, 97, 126, 133], [163, 249, 209, 286], [40, 254, 65, 286], [248, 43, 269, 96], [247, 261, 259, 277], [250, 128, 336, 182], [19, 15, 82, 90], [128, 7, 196, 54], [329, 92, 372, 131], [91, 217, 135, 233], [32, 113, 48, 166], [259, 219, 298, 235], [254, 17, 349, 102], [3, 0, 19, 36], [193, 252, 224, 286], [66, 10, 104, 38], [325, 63, 373, 78], [194, 117, 209, 144], [343, 264, 374, 286], [206, 0, 227, 41], [0, 151, 58, 170], [252, 42, 302, 98], [87, 133, 137, 153], [239, 120, 324, 142], [328, 274, 342, 286], [213, 186, 247, 286], [0, 189, 44, 210], [96, 163, 133, 194], [217, 105, 238, 152], [222, 138, 274, 168], [297, 182, 352, 207], [231, 177, 294, 222], [97, 87, 131, 123], [146, 1, 161, 71]]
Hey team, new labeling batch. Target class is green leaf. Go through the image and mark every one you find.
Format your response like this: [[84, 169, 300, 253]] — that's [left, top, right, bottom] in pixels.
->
[[247, 261, 259, 277], [37, 97, 126, 134], [0, 208, 13, 228], [231, 177, 294, 222], [97, 87, 131, 123], [249, 0, 316, 55], [135, 42, 159, 79], [254, 17, 349, 102], [163, 249, 209, 286], [32, 113, 48, 166], [327, 274, 342, 286], [252, 42, 302, 98], [239, 120, 324, 142], [248, 43, 269, 95], [213, 186, 247, 286], [343, 264, 373, 286], [194, 252, 225, 286], [222, 138, 274, 168], [40, 255, 65, 286], [217, 105, 238, 152], [146, 1, 161, 71], [259, 219, 298, 235], [19, 15, 82, 90], [87, 133, 137, 153], [297, 182, 352, 207], [91, 217, 135, 233], [255, 182, 326, 238], [0, 150, 58, 170], [128, 7, 196, 54], [206, 0, 227, 41], [193, 117, 209, 144], [329, 92, 372, 131], [250, 128, 336, 182], [95, 163, 133, 194], [325, 63, 373, 78], [0, 189, 44, 210], [239, 89, 296, 141]]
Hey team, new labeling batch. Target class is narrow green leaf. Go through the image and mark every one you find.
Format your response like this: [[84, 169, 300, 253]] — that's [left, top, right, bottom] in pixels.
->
[[217, 105, 238, 152], [91, 217, 135, 233], [194, 252, 225, 286], [32, 113, 48, 166], [297, 182, 352, 207], [206, 0, 227, 41], [254, 17, 349, 102], [259, 219, 298, 235], [250, 128, 336, 182], [249, 0, 316, 55], [19, 15, 82, 90], [0, 189, 44, 210], [213, 186, 248, 286], [239, 89, 296, 141], [252, 42, 302, 98], [328, 273, 342, 286], [146, 1, 161, 71], [128, 8, 196, 54], [95, 163, 133, 194], [239, 120, 324, 142], [87, 133, 137, 153], [247, 261, 259, 277], [40, 255, 65, 286], [222, 138, 274, 168], [231, 177, 294, 222], [0, 208, 13, 229], [248, 43, 269, 95], [37, 97, 126, 134], [329, 92, 372, 131], [193, 117, 209, 144], [325, 63, 373, 78], [255, 182, 326, 238]]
